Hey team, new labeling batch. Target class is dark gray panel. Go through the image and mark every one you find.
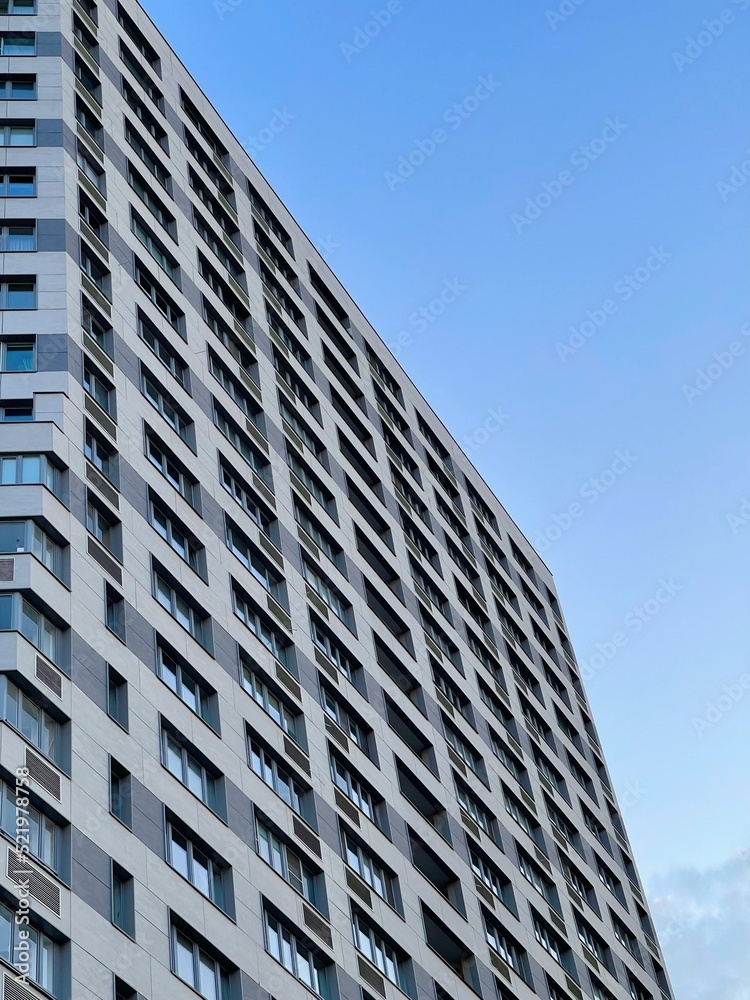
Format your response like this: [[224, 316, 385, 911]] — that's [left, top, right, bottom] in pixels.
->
[[190, 372, 214, 422], [71, 829, 111, 920], [112, 331, 141, 387], [37, 333, 69, 373], [108, 227, 134, 271], [212, 622, 239, 682], [70, 630, 107, 713], [37, 219, 67, 253], [123, 602, 157, 670], [239, 971, 272, 1000], [37, 119, 64, 148], [225, 779, 255, 848], [118, 457, 149, 521], [131, 778, 165, 858], [312, 795, 340, 855], [36, 33, 63, 58]]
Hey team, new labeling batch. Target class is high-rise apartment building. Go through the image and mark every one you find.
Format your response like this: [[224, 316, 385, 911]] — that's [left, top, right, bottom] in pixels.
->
[[0, 3, 673, 1000]]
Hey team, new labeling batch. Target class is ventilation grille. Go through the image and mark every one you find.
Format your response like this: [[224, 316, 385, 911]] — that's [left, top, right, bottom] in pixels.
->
[[447, 748, 466, 776], [274, 663, 301, 701], [25, 750, 61, 800], [334, 789, 360, 826], [325, 717, 348, 752], [566, 976, 583, 999], [345, 868, 372, 907], [0, 559, 14, 583], [292, 818, 322, 858], [35, 657, 63, 698], [357, 958, 386, 997], [303, 905, 332, 949], [460, 812, 480, 840], [87, 537, 122, 584], [314, 649, 338, 683], [283, 737, 311, 776], [85, 462, 120, 508], [490, 951, 512, 980], [4, 975, 36, 1000], [474, 877, 495, 908], [7, 851, 61, 915]]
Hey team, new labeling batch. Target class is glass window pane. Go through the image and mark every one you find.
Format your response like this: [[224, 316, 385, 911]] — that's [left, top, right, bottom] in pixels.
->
[[175, 932, 195, 986]]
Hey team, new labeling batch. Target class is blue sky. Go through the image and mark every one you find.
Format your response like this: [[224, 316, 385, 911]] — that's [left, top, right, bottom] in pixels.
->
[[144, 0, 749, 993]]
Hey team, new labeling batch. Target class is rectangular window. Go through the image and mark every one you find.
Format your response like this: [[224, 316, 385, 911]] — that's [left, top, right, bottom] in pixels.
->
[[112, 863, 135, 937], [167, 819, 227, 910], [162, 728, 220, 814], [150, 500, 202, 574], [138, 311, 186, 385], [264, 910, 328, 998], [3, 677, 60, 761], [310, 616, 357, 682], [0, 901, 55, 994], [241, 659, 300, 740], [483, 910, 529, 981], [117, 3, 160, 69], [1, 338, 35, 371], [219, 456, 275, 538], [135, 259, 183, 332], [256, 816, 319, 907], [248, 735, 306, 817], [232, 584, 290, 667], [0, 34, 35, 56], [0, 778, 59, 871], [105, 585, 126, 642], [145, 430, 197, 507], [132, 211, 179, 283], [153, 565, 209, 648], [0, 169, 34, 196], [0, 276, 35, 309], [107, 665, 128, 730], [287, 445, 336, 518], [330, 754, 377, 824], [157, 642, 215, 727], [214, 401, 272, 487], [343, 827, 394, 905], [0, 221, 34, 251], [110, 758, 132, 827], [128, 163, 175, 232], [142, 368, 191, 442], [301, 557, 352, 627], [171, 924, 232, 1000]]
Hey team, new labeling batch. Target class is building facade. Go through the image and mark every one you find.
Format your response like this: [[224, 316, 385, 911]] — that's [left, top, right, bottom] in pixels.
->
[[0, 3, 673, 1000]]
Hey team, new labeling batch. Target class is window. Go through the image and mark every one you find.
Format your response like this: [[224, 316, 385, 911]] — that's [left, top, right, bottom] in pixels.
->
[[163, 729, 220, 813], [517, 847, 558, 908], [0, 0, 37, 12], [117, 3, 160, 69], [122, 77, 167, 147], [248, 180, 293, 250], [353, 911, 406, 990], [107, 665, 128, 729], [0, 221, 34, 251], [242, 661, 299, 740], [129, 164, 175, 233], [142, 369, 191, 442], [219, 456, 275, 539], [0, 339, 34, 371], [0, 34, 35, 56], [483, 910, 529, 981], [267, 305, 311, 369], [0, 453, 59, 492], [311, 616, 357, 682], [232, 584, 290, 667], [432, 660, 471, 721], [226, 519, 284, 598], [125, 120, 170, 189], [110, 758, 132, 827], [264, 910, 328, 998], [330, 755, 377, 823], [443, 717, 485, 780], [294, 500, 343, 569], [0, 170, 34, 196], [120, 39, 162, 107], [208, 350, 262, 426], [0, 276, 35, 308], [627, 973, 653, 1000], [301, 557, 352, 627], [75, 97, 102, 144], [194, 209, 244, 279], [150, 500, 202, 573], [153, 565, 209, 647], [612, 914, 640, 960], [469, 843, 514, 909], [597, 856, 626, 903], [138, 312, 187, 384], [145, 431, 197, 507], [200, 254, 250, 326], [157, 643, 214, 726], [533, 912, 574, 975], [0, 400, 32, 422], [256, 816, 319, 907], [321, 685, 369, 754], [83, 361, 113, 414], [135, 259, 184, 332], [167, 820, 227, 909], [575, 915, 612, 971], [455, 777, 494, 837], [560, 855, 596, 908], [204, 299, 257, 378], [0, 779, 59, 871], [343, 827, 395, 905], [279, 397, 324, 458], [77, 142, 105, 192], [86, 494, 120, 557], [420, 605, 460, 668], [85, 425, 116, 484], [0, 596, 63, 666], [0, 902, 55, 994], [2, 678, 60, 762], [287, 445, 336, 518], [0, 520, 64, 580], [248, 736, 306, 817], [505, 788, 545, 851], [75, 56, 100, 101], [105, 586, 126, 641], [132, 212, 179, 282], [112, 863, 135, 937], [491, 732, 530, 792], [171, 925, 232, 1000], [214, 401, 272, 487]]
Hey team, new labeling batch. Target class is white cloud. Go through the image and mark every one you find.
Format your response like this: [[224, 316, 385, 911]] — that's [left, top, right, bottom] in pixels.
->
[[648, 849, 750, 1000]]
